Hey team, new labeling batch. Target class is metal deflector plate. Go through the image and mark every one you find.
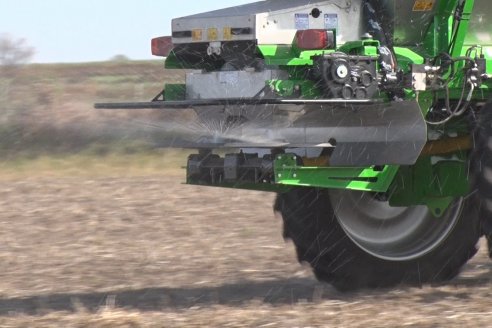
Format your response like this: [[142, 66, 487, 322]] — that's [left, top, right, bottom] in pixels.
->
[[185, 100, 426, 166], [95, 99, 427, 166]]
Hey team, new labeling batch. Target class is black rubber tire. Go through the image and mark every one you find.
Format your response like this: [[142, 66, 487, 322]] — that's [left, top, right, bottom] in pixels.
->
[[274, 188, 480, 291], [474, 100, 492, 255]]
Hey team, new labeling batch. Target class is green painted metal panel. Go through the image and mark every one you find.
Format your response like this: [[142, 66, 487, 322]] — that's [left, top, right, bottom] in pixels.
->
[[388, 155, 469, 217], [393, 47, 424, 73], [164, 84, 186, 101], [425, 197, 455, 218], [164, 51, 183, 69], [450, 0, 475, 58], [389, 157, 469, 207], [273, 154, 399, 193], [258, 43, 376, 67]]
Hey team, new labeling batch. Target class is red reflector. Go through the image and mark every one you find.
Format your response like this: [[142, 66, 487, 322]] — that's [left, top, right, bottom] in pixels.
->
[[151, 36, 173, 57], [295, 29, 328, 50]]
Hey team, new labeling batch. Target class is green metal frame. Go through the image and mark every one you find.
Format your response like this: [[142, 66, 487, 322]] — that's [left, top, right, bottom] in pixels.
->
[[389, 154, 469, 216], [186, 150, 470, 217], [164, 84, 186, 101], [273, 154, 399, 193], [258, 45, 334, 66], [257, 39, 379, 68], [170, 0, 492, 213]]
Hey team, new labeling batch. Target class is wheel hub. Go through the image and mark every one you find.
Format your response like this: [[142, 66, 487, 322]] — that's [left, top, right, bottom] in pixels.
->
[[329, 190, 463, 261]]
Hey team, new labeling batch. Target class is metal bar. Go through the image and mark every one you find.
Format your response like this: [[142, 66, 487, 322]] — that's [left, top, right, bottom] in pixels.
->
[[273, 154, 399, 193], [94, 98, 380, 110], [450, 0, 475, 58], [186, 181, 290, 193]]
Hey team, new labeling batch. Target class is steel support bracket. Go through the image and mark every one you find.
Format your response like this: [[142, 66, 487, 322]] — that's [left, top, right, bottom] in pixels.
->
[[273, 153, 399, 193]]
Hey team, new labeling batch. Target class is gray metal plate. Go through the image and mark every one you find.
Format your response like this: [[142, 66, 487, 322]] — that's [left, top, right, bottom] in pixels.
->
[[185, 100, 427, 166], [186, 70, 288, 99], [95, 99, 427, 166]]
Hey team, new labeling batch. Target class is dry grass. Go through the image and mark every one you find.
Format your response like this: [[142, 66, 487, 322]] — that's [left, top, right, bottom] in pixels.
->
[[0, 60, 186, 158], [0, 149, 188, 179], [0, 174, 491, 327]]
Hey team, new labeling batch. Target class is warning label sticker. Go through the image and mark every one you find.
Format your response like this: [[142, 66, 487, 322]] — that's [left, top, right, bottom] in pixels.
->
[[295, 13, 309, 30], [324, 14, 338, 30], [413, 0, 435, 11]]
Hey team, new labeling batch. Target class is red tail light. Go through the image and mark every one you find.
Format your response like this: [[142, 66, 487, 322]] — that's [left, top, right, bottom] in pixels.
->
[[151, 36, 173, 57], [295, 29, 329, 50]]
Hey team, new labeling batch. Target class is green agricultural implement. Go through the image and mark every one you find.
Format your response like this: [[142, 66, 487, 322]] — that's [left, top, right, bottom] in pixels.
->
[[96, 0, 492, 290]]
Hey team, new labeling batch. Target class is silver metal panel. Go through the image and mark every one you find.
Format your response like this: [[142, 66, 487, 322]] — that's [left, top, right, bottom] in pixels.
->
[[94, 98, 427, 166], [172, 0, 364, 45], [176, 100, 427, 166], [186, 70, 288, 99], [172, 14, 256, 44], [255, 0, 363, 45]]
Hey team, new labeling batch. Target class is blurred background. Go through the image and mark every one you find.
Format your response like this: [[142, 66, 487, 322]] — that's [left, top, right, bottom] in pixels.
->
[[0, 0, 251, 176]]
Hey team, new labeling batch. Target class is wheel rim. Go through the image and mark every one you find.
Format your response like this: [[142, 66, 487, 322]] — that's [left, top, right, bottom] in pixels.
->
[[329, 190, 464, 261]]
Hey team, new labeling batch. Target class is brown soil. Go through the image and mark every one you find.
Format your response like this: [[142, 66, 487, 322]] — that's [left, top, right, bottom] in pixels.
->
[[1, 175, 492, 327]]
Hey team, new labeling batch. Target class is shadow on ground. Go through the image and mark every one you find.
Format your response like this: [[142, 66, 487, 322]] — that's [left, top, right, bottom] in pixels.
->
[[1, 270, 491, 316], [0, 278, 321, 315]]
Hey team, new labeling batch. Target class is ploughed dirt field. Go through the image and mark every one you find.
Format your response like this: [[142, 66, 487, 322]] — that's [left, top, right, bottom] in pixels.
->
[[1, 174, 492, 327]]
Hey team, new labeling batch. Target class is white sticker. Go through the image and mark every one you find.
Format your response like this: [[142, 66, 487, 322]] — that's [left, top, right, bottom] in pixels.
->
[[295, 13, 309, 30], [219, 71, 239, 85], [324, 14, 338, 30]]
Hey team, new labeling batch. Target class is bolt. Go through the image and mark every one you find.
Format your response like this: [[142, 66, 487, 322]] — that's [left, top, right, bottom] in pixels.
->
[[293, 174, 297, 178], [278, 174, 282, 178]]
